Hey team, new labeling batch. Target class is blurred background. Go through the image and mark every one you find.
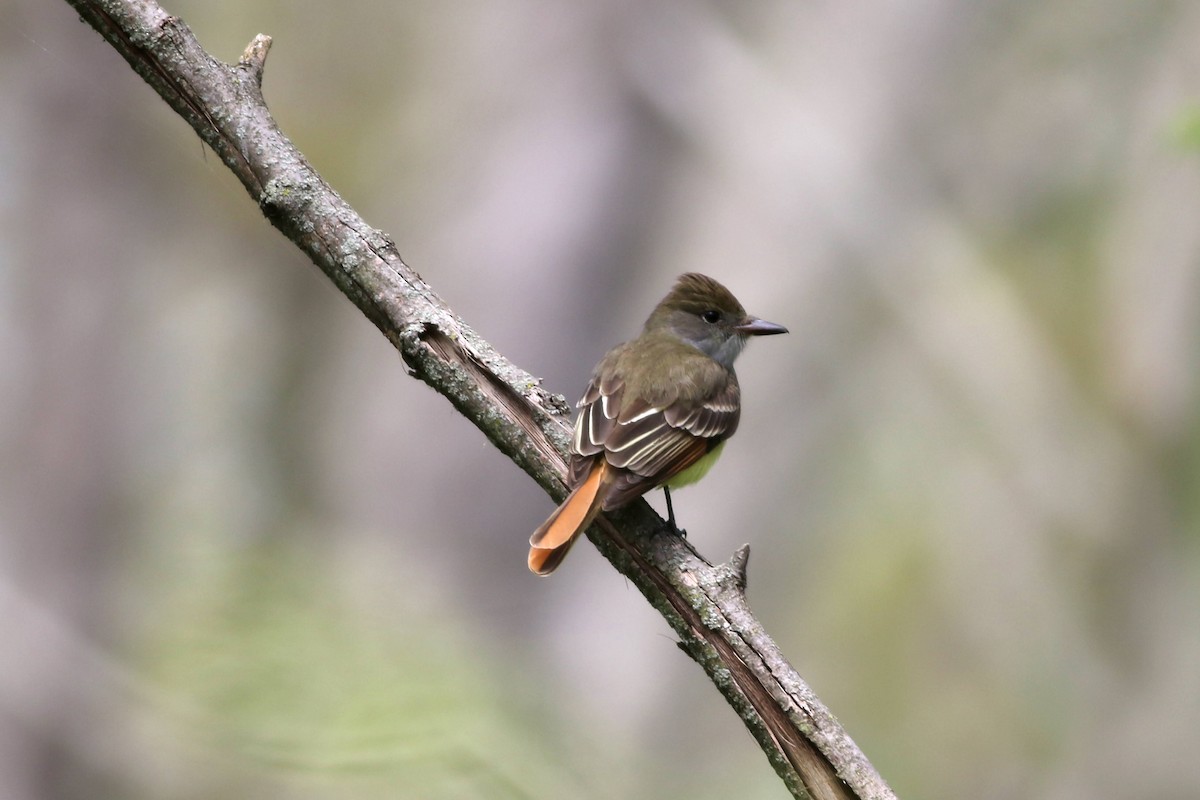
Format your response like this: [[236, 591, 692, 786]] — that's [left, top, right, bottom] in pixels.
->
[[3, 1, 1200, 798]]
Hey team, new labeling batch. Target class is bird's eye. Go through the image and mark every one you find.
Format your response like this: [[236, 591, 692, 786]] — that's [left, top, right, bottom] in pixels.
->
[[701, 309, 721, 324]]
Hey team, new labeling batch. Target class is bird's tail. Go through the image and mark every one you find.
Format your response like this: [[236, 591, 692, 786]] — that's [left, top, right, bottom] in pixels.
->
[[528, 460, 613, 575]]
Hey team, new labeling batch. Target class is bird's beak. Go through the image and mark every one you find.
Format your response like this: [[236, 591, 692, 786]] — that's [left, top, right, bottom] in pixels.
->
[[735, 317, 789, 336]]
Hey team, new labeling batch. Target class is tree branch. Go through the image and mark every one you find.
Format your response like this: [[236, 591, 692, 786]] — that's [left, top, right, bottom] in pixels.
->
[[63, 2, 897, 798]]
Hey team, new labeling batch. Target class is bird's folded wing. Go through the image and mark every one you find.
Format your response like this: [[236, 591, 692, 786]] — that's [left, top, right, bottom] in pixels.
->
[[570, 369, 741, 509]]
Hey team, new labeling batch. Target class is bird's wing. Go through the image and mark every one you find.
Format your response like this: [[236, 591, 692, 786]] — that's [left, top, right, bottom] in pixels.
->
[[570, 356, 741, 510]]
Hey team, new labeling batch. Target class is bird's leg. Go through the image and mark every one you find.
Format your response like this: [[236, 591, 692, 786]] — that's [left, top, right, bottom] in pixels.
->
[[662, 487, 687, 538]]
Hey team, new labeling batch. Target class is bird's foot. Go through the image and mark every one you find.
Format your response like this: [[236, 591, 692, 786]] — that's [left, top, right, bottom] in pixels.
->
[[662, 487, 686, 538], [660, 517, 687, 539]]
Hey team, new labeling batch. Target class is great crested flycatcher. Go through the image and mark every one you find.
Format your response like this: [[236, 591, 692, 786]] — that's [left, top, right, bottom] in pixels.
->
[[528, 273, 788, 575]]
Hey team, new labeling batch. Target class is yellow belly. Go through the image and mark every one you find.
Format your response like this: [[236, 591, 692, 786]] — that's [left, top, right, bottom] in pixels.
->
[[664, 441, 726, 489]]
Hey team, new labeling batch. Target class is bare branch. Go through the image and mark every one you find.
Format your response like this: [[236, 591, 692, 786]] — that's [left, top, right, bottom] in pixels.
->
[[63, 2, 896, 798]]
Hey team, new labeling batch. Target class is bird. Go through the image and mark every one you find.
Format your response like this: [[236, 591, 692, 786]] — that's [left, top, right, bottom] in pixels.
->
[[528, 272, 788, 575]]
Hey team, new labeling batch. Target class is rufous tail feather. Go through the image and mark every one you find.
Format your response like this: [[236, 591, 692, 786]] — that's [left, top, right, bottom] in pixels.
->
[[528, 460, 612, 575]]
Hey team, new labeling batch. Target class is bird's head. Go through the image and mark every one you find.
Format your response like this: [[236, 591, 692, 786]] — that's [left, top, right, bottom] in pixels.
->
[[645, 273, 788, 369]]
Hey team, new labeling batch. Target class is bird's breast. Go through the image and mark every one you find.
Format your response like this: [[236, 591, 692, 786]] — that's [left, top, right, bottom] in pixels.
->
[[663, 441, 726, 488]]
